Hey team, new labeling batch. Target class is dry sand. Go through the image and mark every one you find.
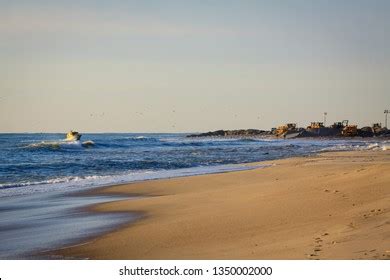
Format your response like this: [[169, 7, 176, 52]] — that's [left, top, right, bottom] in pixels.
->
[[56, 150, 390, 259]]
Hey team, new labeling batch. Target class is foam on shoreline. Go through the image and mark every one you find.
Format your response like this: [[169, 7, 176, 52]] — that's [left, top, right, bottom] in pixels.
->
[[0, 164, 263, 198]]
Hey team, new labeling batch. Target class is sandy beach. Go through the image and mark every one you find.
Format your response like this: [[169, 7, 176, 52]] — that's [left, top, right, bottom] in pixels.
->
[[54, 150, 390, 260]]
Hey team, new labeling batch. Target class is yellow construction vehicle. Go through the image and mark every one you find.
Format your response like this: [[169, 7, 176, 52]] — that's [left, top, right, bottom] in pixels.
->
[[331, 120, 349, 129], [307, 122, 324, 129], [342, 125, 357, 137], [274, 123, 297, 137]]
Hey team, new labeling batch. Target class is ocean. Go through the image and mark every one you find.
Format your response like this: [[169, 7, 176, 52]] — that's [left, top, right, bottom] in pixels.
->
[[1, 133, 387, 197], [0, 133, 388, 258]]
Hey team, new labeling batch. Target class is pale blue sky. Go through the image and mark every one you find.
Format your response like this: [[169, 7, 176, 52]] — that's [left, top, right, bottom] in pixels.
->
[[1, 0, 389, 132]]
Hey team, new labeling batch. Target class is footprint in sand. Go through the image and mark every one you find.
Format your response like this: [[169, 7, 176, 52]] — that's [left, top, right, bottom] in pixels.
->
[[363, 208, 385, 219], [333, 189, 350, 200], [356, 249, 390, 260], [348, 222, 357, 229], [307, 234, 330, 259], [323, 189, 349, 200]]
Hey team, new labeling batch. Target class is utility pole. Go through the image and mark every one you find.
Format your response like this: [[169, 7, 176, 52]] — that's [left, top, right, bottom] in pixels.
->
[[323, 112, 327, 126], [385, 109, 389, 128]]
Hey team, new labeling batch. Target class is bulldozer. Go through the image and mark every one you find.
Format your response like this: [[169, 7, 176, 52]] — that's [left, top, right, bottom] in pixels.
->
[[307, 122, 324, 129], [274, 123, 297, 137], [331, 120, 349, 129], [342, 125, 358, 137]]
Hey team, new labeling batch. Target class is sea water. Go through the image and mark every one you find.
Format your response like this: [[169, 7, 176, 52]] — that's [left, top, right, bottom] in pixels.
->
[[1, 133, 388, 197]]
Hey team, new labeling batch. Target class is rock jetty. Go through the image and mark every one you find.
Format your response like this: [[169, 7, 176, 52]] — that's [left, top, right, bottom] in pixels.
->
[[187, 129, 272, 137], [187, 126, 390, 138]]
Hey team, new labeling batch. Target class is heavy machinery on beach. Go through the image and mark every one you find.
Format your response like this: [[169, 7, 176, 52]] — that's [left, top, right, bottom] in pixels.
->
[[274, 123, 297, 137], [331, 120, 349, 129], [307, 122, 324, 129], [342, 125, 358, 137], [306, 122, 328, 136]]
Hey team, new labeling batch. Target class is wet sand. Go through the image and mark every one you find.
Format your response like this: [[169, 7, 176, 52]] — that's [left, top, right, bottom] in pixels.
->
[[55, 150, 390, 259], [0, 192, 136, 259]]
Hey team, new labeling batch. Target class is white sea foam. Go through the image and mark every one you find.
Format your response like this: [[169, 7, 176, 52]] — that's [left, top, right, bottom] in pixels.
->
[[125, 135, 151, 140], [318, 141, 389, 152], [365, 141, 390, 151], [25, 139, 94, 149], [26, 140, 82, 148], [0, 164, 267, 198]]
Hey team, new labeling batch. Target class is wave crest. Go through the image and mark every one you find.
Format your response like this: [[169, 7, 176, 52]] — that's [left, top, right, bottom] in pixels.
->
[[25, 140, 94, 150]]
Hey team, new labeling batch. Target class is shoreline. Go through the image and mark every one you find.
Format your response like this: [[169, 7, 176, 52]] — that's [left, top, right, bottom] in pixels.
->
[[0, 163, 265, 198], [51, 150, 390, 260]]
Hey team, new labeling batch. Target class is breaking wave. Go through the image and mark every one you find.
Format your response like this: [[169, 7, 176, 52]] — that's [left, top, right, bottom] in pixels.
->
[[25, 140, 94, 149]]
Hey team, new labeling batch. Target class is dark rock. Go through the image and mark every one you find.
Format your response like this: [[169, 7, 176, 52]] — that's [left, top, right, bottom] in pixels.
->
[[187, 129, 268, 138], [358, 127, 374, 137], [374, 127, 389, 136]]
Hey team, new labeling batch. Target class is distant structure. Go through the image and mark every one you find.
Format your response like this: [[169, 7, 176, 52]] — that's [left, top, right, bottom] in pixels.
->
[[385, 109, 389, 128]]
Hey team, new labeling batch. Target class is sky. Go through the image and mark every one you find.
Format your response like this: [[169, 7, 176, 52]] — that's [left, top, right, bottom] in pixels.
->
[[0, 0, 389, 132]]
